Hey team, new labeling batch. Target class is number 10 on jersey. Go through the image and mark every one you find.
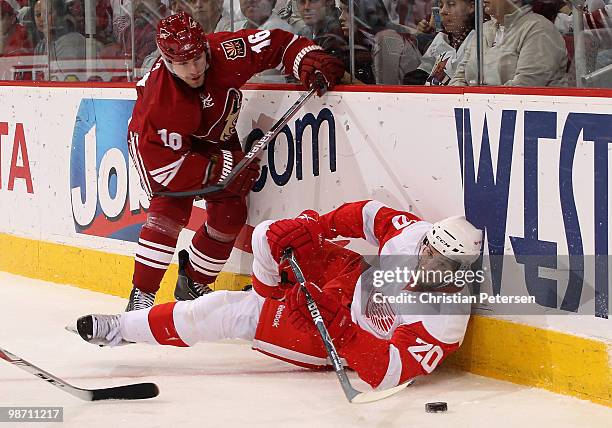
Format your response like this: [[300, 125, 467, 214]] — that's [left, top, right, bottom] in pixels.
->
[[157, 129, 182, 150]]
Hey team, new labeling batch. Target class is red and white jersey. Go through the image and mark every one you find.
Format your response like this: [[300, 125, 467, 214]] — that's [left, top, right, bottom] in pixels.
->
[[319, 200, 470, 389], [128, 29, 317, 196], [321, 200, 470, 339]]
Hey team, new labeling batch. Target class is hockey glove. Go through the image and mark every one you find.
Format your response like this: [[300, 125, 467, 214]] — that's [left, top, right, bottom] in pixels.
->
[[266, 210, 325, 264], [298, 50, 344, 96], [285, 282, 356, 347], [208, 149, 260, 197]]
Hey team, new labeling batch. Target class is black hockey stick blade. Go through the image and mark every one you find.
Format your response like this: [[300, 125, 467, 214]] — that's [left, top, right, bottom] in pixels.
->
[[90, 383, 160, 401], [154, 87, 317, 198], [282, 249, 412, 403], [0, 346, 159, 401]]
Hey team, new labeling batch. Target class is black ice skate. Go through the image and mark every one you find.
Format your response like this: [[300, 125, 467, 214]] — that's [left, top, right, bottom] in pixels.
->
[[174, 249, 213, 300], [76, 314, 130, 346], [125, 287, 156, 312]]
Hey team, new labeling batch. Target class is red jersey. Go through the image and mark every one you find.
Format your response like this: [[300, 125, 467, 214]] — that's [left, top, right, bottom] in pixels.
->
[[128, 29, 317, 197], [2, 24, 32, 56]]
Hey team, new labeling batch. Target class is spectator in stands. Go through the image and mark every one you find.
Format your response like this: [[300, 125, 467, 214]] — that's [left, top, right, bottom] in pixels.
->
[[215, 0, 302, 33], [33, 0, 86, 59], [450, 0, 567, 86], [529, 0, 563, 22], [173, 0, 223, 32], [277, 0, 305, 32], [0, 0, 32, 55], [554, 0, 608, 30], [109, 0, 131, 43], [404, 0, 475, 84], [551, 0, 612, 84], [554, 1, 612, 47], [398, 0, 433, 27], [297, 0, 357, 83], [414, 0, 434, 24], [297, 0, 344, 48], [16, 3, 37, 49], [64, 0, 83, 32], [64, 0, 114, 45], [140, 0, 223, 71], [236, 0, 294, 30], [217, 0, 246, 30], [336, 0, 374, 83], [99, 0, 165, 68], [338, 0, 421, 84]]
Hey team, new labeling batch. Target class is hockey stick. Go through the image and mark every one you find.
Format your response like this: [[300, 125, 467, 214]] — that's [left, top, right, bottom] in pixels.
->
[[283, 250, 413, 403], [154, 86, 318, 198], [0, 346, 159, 401]]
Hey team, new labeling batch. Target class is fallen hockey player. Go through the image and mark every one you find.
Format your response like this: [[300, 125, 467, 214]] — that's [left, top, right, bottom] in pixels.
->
[[75, 200, 482, 390]]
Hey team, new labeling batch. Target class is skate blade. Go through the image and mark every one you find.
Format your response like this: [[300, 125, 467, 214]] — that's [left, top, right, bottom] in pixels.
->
[[65, 324, 78, 335], [65, 324, 132, 347]]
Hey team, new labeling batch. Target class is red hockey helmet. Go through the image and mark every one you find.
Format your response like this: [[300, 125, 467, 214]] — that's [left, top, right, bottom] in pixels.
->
[[156, 11, 207, 63]]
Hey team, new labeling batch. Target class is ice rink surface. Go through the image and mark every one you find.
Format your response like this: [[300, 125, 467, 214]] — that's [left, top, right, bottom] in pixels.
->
[[1, 272, 611, 428]]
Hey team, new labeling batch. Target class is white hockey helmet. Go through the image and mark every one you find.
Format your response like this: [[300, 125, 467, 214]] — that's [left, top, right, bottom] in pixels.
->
[[426, 216, 483, 267]]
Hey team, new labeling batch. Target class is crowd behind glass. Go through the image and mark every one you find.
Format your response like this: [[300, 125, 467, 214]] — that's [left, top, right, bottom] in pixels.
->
[[0, 0, 610, 87]]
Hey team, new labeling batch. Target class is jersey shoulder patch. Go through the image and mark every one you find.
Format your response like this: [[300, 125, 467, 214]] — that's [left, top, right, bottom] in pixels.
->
[[207, 33, 253, 73], [220, 37, 247, 60]]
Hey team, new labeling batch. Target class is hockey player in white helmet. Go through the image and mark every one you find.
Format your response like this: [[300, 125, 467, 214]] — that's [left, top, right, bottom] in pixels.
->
[[412, 215, 483, 292], [76, 200, 483, 391]]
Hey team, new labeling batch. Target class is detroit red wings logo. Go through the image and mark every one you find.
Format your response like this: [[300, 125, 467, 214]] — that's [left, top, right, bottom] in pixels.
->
[[365, 289, 396, 336], [221, 38, 246, 60]]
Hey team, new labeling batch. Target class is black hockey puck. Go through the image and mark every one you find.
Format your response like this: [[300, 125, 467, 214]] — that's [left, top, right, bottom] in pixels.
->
[[425, 402, 448, 413]]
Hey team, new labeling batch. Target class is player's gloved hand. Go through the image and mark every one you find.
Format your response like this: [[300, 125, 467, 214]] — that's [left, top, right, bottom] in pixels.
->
[[266, 210, 324, 264], [285, 282, 357, 347], [209, 149, 260, 197], [298, 49, 344, 96]]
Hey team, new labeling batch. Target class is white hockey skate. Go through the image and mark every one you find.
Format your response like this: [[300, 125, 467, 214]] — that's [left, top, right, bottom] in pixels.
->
[[76, 314, 131, 347]]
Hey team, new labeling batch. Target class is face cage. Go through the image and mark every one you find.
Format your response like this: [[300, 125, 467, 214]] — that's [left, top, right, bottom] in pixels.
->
[[415, 236, 466, 290]]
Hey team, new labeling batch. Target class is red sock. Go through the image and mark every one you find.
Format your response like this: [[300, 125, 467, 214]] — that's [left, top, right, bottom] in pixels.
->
[[148, 302, 189, 347], [186, 227, 234, 284], [132, 226, 178, 293], [132, 197, 193, 293]]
